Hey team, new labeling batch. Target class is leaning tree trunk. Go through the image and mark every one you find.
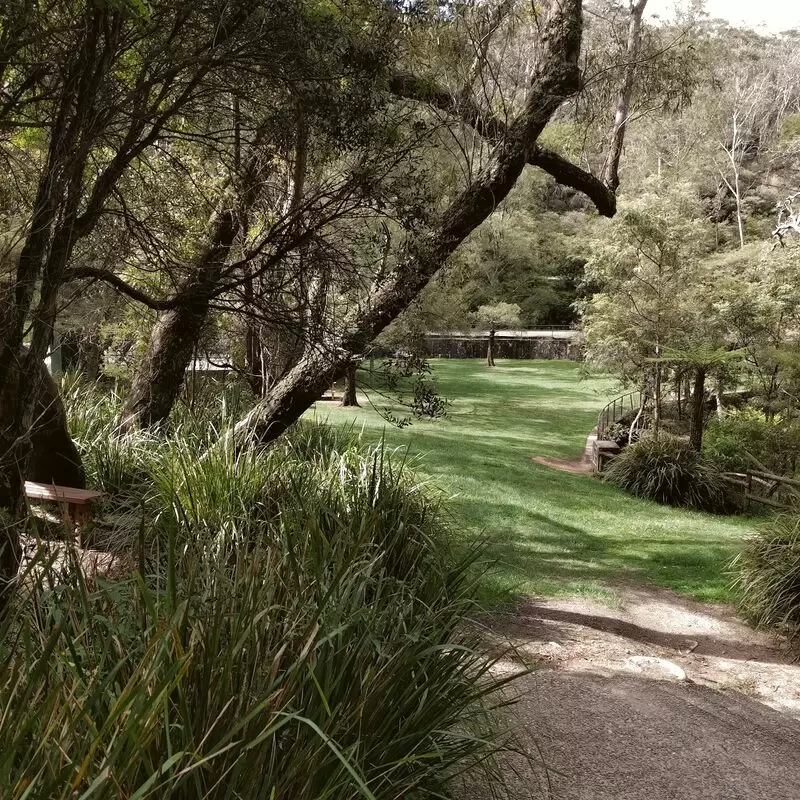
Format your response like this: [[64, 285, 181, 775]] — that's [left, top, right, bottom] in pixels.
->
[[689, 366, 707, 452], [123, 210, 238, 429], [123, 296, 216, 429], [341, 364, 359, 407], [222, 0, 589, 449]]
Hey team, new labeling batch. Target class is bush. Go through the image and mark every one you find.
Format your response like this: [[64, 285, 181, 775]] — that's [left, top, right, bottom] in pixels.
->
[[4, 393, 515, 798], [604, 435, 727, 512], [732, 515, 800, 639], [703, 409, 800, 476]]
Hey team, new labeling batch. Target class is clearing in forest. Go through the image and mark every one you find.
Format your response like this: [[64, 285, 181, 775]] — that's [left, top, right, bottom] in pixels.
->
[[313, 359, 754, 604]]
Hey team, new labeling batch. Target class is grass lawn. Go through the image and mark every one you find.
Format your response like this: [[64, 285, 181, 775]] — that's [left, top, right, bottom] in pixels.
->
[[307, 359, 756, 605]]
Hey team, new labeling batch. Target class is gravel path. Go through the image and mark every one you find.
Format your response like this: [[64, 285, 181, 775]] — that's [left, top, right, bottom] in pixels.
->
[[482, 585, 800, 800]]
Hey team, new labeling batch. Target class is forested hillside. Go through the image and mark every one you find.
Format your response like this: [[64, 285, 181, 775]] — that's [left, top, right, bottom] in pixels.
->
[[389, 5, 800, 337]]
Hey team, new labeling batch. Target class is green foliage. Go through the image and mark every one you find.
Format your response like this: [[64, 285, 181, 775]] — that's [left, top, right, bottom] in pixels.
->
[[3, 395, 514, 798], [732, 515, 800, 638], [703, 410, 800, 476], [604, 435, 727, 512], [581, 183, 719, 389], [779, 113, 800, 143], [472, 302, 522, 330]]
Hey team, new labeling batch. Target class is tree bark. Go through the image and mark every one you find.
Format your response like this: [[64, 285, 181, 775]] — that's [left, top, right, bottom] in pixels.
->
[[602, 0, 648, 191], [1, 349, 85, 604], [714, 377, 726, 420], [487, 328, 496, 367], [689, 366, 707, 452], [245, 318, 268, 397], [224, 0, 586, 447], [123, 210, 239, 429], [341, 364, 359, 407]]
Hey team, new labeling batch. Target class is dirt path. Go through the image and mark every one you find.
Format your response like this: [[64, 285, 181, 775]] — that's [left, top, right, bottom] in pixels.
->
[[483, 584, 800, 800]]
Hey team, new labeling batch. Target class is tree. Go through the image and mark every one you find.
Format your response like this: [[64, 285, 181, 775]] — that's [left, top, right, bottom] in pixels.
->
[[472, 302, 522, 366], [220, 0, 617, 448], [1, 0, 620, 596], [581, 183, 714, 431], [0, 0, 331, 592], [602, 0, 649, 191], [774, 191, 800, 241]]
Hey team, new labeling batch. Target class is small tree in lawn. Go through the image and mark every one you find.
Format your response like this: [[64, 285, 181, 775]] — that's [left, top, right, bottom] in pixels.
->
[[471, 302, 522, 367], [341, 362, 360, 408]]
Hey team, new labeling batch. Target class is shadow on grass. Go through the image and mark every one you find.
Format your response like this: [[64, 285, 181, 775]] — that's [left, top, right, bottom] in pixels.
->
[[502, 601, 794, 665], [312, 360, 755, 604]]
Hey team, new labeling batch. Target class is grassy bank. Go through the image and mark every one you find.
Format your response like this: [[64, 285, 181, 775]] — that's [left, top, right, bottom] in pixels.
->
[[310, 359, 755, 603]]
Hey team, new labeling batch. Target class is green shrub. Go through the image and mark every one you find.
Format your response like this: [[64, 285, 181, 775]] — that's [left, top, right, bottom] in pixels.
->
[[732, 515, 800, 638], [3, 405, 515, 797], [604, 435, 727, 512], [703, 409, 800, 476]]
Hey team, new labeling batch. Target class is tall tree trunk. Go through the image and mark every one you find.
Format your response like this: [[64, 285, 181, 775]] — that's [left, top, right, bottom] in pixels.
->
[[124, 298, 216, 429], [653, 337, 662, 437], [0, 12, 120, 601], [341, 364, 359, 407], [123, 210, 239, 429], [602, 0, 648, 191], [689, 366, 707, 452], [0, 350, 85, 606], [486, 328, 496, 367], [223, 0, 586, 448]]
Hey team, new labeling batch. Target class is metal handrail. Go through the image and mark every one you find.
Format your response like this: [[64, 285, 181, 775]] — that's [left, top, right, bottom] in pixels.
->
[[596, 390, 645, 438]]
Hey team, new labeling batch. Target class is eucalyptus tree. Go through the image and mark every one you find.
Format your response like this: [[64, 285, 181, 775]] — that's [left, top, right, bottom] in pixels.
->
[[221, 0, 618, 447], [85, 0, 619, 435]]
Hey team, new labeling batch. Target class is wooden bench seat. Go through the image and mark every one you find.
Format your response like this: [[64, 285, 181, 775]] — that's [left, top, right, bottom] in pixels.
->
[[24, 481, 103, 525]]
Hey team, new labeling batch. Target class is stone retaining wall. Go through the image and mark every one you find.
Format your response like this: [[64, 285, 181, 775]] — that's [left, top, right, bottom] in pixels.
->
[[424, 335, 582, 361]]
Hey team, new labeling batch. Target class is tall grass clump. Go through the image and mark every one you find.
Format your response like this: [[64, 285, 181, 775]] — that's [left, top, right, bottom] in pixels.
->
[[604, 435, 727, 512], [732, 514, 800, 639], [61, 373, 161, 500], [4, 385, 518, 798]]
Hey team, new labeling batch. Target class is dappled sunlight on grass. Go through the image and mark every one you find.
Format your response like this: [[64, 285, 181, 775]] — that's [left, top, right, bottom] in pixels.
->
[[308, 359, 755, 603]]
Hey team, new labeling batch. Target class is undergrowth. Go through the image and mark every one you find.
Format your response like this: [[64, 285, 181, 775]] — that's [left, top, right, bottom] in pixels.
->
[[0, 377, 520, 798], [732, 514, 800, 640]]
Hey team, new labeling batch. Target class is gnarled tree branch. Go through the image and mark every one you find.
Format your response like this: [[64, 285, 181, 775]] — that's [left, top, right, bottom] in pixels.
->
[[388, 65, 617, 217], [225, 0, 591, 446]]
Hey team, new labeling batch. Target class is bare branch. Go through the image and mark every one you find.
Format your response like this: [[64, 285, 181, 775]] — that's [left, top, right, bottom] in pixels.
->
[[773, 192, 800, 244]]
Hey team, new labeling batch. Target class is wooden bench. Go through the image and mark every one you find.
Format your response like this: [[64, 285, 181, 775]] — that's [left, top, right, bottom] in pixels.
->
[[24, 481, 103, 525], [317, 385, 338, 401], [592, 439, 622, 472]]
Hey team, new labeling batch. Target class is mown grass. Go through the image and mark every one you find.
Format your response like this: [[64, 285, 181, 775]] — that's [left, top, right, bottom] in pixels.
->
[[310, 359, 756, 604]]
